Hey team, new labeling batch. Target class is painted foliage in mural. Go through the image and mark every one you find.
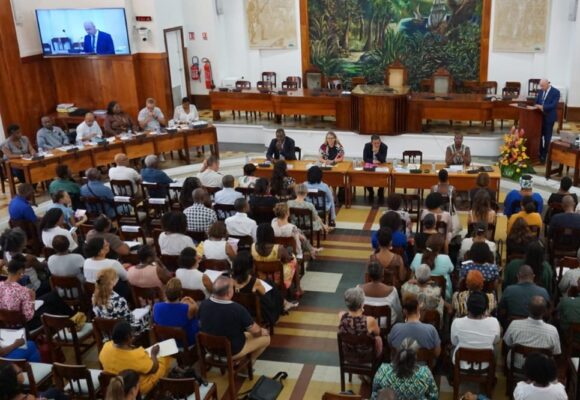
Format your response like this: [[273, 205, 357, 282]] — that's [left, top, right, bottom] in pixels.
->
[[308, 0, 482, 90]]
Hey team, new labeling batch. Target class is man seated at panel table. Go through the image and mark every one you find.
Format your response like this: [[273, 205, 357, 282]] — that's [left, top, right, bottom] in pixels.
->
[[445, 133, 471, 166], [363, 134, 388, 200], [36, 116, 70, 151], [75, 112, 103, 143], [138, 98, 166, 132], [2, 124, 37, 184], [266, 128, 296, 161]]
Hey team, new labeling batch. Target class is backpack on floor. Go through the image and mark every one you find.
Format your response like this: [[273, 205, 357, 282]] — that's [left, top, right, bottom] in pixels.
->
[[237, 371, 288, 400]]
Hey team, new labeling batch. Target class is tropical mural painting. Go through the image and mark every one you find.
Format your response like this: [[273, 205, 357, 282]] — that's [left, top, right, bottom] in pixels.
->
[[307, 0, 483, 90]]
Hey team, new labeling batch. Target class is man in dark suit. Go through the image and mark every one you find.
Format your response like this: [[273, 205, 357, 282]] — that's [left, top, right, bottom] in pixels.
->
[[83, 21, 115, 55], [363, 134, 388, 200], [535, 79, 560, 162], [266, 129, 296, 161]]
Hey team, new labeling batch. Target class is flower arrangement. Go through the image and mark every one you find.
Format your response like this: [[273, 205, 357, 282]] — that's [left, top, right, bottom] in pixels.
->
[[498, 127, 535, 180]]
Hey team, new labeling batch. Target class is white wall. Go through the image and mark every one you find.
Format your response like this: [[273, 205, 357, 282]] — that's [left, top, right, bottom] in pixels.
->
[[566, 2, 580, 107]]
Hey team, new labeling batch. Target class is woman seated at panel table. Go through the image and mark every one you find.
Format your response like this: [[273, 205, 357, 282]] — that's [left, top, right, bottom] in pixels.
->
[[318, 131, 345, 165], [173, 97, 199, 123], [104, 101, 138, 136], [2, 124, 37, 184]]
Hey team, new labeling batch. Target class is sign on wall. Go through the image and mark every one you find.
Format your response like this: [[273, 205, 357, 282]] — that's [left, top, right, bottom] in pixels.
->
[[493, 0, 550, 52], [246, 0, 298, 49]]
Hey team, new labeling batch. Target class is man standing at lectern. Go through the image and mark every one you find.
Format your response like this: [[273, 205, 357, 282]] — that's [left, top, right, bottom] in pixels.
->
[[535, 79, 560, 163]]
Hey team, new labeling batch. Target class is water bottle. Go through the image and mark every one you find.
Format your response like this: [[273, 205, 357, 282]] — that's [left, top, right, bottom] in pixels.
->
[[244, 155, 249, 165], [127, 127, 132, 135], [431, 161, 436, 172], [393, 158, 398, 169], [38, 146, 44, 155]]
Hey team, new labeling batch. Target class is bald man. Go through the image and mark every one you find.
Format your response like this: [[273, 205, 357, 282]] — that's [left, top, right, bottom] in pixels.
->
[[36, 116, 69, 150], [535, 79, 560, 162], [549, 195, 580, 234], [75, 112, 103, 143], [108, 153, 142, 193], [83, 21, 115, 55], [499, 265, 550, 324]]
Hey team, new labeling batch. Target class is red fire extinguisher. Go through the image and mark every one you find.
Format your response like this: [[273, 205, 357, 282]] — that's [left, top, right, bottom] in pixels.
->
[[190, 56, 200, 81], [201, 57, 215, 90]]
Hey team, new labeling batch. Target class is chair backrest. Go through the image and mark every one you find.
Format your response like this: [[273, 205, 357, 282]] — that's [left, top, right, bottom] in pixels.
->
[[273, 236, 297, 257], [120, 225, 147, 243], [158, 377, 208, 400], [454, 347, 495, 371], [213, 203, 236, 221], [281, 80, 299, 90], [110, 179, 137, 197], [81, 196, 115, 220], [556, 256, 580, 282], [261, 71, 277, 87], [502, 81, 521, 97], [362, 304, 392, 333], [289, 207, 314, 240], [49, 275, 85, 310], [327, 76, 343, 90], [200, 258, 231, 272], [285, 76, 302, 88], [304, 66, 323, 89], [420, 308, 441, 330], [550, 227, 580, 252], [228, 235, 254, 252], [432, 67, 452, 95], [481, 81, 498, 95], [256, 80, 273, 91], [196, 331, 233, 365], [98, 371, 117, 397], [141, 182, 170, 200], [254, 260, 284, 291], [402, 150, 423, 164], [235, 80, 251, 89], [160, 254, 180, 272], [235, 187, 254, 198], [53, 362, 97, 399], [9, 219, 42, 256], [306, 190, 327, 214], [420, 79, 432, 92], [41, 313, 78, 344], [294, 146, 302, 160], [131, 285, 164, 308], [153, 324, 189, 348], [250, 205, 276, 226], [509, 344, 552, 371], [350, 76, 367, 87], [460, 80, 481, 94], [528, 79, 541, 96], [429, 276, 446, 299], [0, 357, 43, 395], [232, 291, 263, 326], [182, 288, 206, 301], [416, 347, 437, 371], [92, 317, 120, 351], [337, 332, 377, 367], [186, 230, 208, 244], [385, 60, 407, 87]]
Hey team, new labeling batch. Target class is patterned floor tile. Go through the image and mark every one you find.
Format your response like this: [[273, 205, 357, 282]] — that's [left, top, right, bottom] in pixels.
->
[[300, 271, 343, 293]]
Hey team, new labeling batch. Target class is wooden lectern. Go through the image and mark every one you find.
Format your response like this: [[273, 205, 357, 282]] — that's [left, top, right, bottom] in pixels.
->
[[351, 85, 408, 135], [510, 104, 542, 163]]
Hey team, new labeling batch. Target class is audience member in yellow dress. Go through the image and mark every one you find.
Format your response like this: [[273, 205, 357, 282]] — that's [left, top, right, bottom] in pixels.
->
[[104, 369, 140, 400], [99, 321, 173, 395], [506, 195, 543, 234], [452, 270, 496, 319]]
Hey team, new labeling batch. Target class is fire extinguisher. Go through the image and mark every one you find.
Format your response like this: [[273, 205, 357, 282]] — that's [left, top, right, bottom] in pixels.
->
[[201, 57, 215, 90], [190, 56, 200, 81]]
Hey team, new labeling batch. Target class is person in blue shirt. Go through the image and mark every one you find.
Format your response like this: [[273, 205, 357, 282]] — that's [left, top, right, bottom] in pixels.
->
[[503, 175, 543, 218], [141, 155, 174, 198], [80, 168, 116, 219], [371, 211, 408, 251], [8, 183, 37, 222], [304, 166, 336, 226]]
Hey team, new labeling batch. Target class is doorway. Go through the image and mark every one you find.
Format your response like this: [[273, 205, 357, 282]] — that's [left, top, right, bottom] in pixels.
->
[[163, 27, 190, 113]]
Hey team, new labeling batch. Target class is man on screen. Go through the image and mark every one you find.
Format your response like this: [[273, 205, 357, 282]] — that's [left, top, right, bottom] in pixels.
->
[[83, 21, 115, 55]]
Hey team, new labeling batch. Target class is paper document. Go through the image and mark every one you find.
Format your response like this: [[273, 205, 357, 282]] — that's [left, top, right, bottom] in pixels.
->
[[448, 165, 463, 172], [0, 328, 27, 349], [260, 279, 273, 293], [375, 167, 389, 173], [34, 300, 44, 310], [131, 306, 150, 321], [124, 241, 141, 249], [204, 269, 227, 283], [145, 338, 178, 358]]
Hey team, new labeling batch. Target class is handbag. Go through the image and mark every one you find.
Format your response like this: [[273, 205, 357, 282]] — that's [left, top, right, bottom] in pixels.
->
[[237, 371, 287, 400]]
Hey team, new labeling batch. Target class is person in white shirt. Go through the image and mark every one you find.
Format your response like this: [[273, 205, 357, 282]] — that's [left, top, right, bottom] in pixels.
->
[[225, 198, 258, 241], [175, 247, 212, 297], [47, 235, 85, 283], [197, 155, 223, 188], [214, 175, 243, 205], [513, 353, 567, 400], [109, 153, 142, 194], [458, 223, 497, 263], [83, 237, 128, 283], [40, 208, 79, 252], [158, 211, 195, 256], [75, 112, 103, 142], [173, 97, 199, 123]]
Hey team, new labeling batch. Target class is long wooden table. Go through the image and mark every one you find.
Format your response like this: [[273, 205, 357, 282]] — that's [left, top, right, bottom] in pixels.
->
[[253, 159, 352, 188], [546, 140, 580, 186], [6, 127, 218, 196]]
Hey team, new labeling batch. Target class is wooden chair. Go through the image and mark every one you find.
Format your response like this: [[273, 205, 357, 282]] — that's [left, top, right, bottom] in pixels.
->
[[294, 146, 302, 160], [481, 81, 498, 95], [461, 80, 482, 94], [92, 317, 120, 352], [250, 205, 276, 226], [327, 76, 343, 90], [304, 66, 323, 89], [362, 304, 392, 359], [290, 206, 320, 248], [81, 196, 116, 222], [0, 357, 52, 396], [285, 76, 302, 88], [119, 225, 147, 244], [9, 219, 42, 256], [307, 190, 330, 226], [98, 371, 117, 398], [196, 332, 253, 400], [528, 79, 541, 97], [256, 80, 273, 92], [141, 182, 171, 202], [0, 309, 42, 339], [385, 60, 407, 87], [281, 80, 299, 90], [502, 81, 521, 97], [549, 227, 580, 268], [153, 324, 197, 366], [235, 187, 254, 198], [420, 308, 441, 332], [322, 393, 362, 400], [466, 222, 497, 242], [187, 230, 209, 244], [131, 285, 164, 308], [432, 67, 453, 95], [350, 76, 367, 87], [52, 362, 102, 400], [49, 275, 88, 313], [506, 344, 552, 397], [182, 288, 206, 301], [229, 235, 254, 252], [158, 377, 218, 400], [144, 198, 171, 230], [402, 150, 423, 164], [110, 179, 139, 198], [337, 332, 382, 391], [160, 254, 180, 272], [420, 79, 433, 92], [199, 258, 231, 272], [555, 256, 579, 283], [254, 260, 286, 296], [232, 291, 268, 332], [113, 196, 141, 227], [429, 276, 447, 301], [261, 71, 277, 88], [233, 81, 253, 119], [401, 193, 422, 232], [41, 314, 95, 365], [213, 203, 236, 221], [417, 347, 438, 373], [453, 348, 496, 400]]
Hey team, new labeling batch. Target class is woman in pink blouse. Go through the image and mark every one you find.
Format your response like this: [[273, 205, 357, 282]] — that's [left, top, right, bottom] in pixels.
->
[[127, 245, 172, 296]]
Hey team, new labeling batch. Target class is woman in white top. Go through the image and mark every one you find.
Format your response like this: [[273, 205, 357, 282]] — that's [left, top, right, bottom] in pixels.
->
[[358, 261, 402, 324], [173, 97, 199, 123], [158, 211, 194, 256], [513, 353, 567, 400], [40, 208, 78, 252], [271, 202, 321, 259], [175, 247, 212, 297], [197, 221, 236, 261]]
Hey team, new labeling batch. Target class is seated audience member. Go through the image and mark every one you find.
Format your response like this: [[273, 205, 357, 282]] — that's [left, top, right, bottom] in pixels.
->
[[410, 234, 453, 300], [513, 353, 567, 400], [0, 228, 45, 294], [499, 265, 550, 322], [184, 188, 217, 232], [214, 175, 243, 205], [507, 196, 542, 234], [549, 194, 580, 234], [318, 131, 345, 165], [504, 175, 543, 218], [49, 190, 87, 229], [238, 163, 258, 188], [459, 222, 497, 263], [388, 296, 441, 355], [153, 278, 199, 346], [225, 198, 258, 241], [445, 133, 471, 166], [401, 264, 444, 320], [371, 227, 406, 288], [414, 214, 437, 253], [105, 369, 140, 400], [503, 241, 553, 296], [127, 245, 171, 293], [506, 218, 535, 257], [287, 183, 330, 234], [109, 153, 142, 193], [47, 235, 85, 284], [556, 277, 580, 333], [468, 190, 496, 227], [36, 115, 69, 150], [386, 193, 412, 236], [173, 96, 199, 123], [431, 168, 455, 200], [158, 211, 194, 256], [503, 296, 560, 369], [197, 155, 223, 188], [359, 262, 402, 324], [460, 242, 499, 283], [371, 211, 407, 251], [175, 247, 212, 296], [249, 178, 277, 217], [80, 167, 116, 218], [0, 254, 73, 331], [450, 291, 500, 367], [0, 333, 40, 362], [469, 172, 496, 206], [2, 124, 36, 183], [178, 177, 202, 209], [339, 287, 382, 358], [252, 223, 300, 293], [0, 364, 67, 400], [49, 165, 81, 208], [8, 183, 36, 223], [272, 202, 320, 259], [93, 268, 149, 335], [138, 98, 166, 131], [40, 208, 78, 251], [421, 192, 453, 242], [547, 176, 578, 207], [270, 160, 295, 199], [99, 321, 172, 395], [86, 215, 130, 257], [83, 237, 130, 300], [266, 128, 296, 161], [141, 155, 173, 198], [197, 221, 236, 261], [452, 270, 496, 319], [75, 112, 102, 142], [199, 275, 271, 364], [559, 248, 580, 296], [304, 166, 336, 225], [104, 101, 138, 136], [363, 135, 388, 199], [370, 338, 438, 400]]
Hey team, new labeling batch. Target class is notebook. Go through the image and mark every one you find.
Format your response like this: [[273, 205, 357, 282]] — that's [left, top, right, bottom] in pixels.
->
[[145, 339, 178, 358]]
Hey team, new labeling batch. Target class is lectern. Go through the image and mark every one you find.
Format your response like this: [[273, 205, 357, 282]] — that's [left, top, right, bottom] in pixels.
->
[[351, 85, 408, 135], [510, 104, 542, 163]]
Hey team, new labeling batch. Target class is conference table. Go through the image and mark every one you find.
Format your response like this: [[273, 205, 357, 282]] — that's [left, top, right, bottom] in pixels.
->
[[546, 140, 580, 186], [6, 126, 219, 196]]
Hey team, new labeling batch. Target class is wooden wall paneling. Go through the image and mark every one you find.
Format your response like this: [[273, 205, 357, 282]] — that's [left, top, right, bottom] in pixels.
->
[[479, 0, 491, 82], [299, 0, 310, 75], [134, 53, 173, 118]]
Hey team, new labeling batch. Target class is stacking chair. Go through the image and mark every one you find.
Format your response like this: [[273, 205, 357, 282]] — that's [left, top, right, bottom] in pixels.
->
[[158, 377, 218, 400], [0, 357, 52, 396], [452, 348, 496, 399], [506, 344, 552, 396], [0, 309, 43, 339], [153, 324, 197, 367], [131, 285, 164, 308], [213, 203, 236, 221], [254, 260, 286, 297], [261, 71, 277, 88], [52, 362, 102, 400], [41, 314, 95, 365], [49, 275, 88, 313], [92, 317, 121, 352], [290, 206, 320, 248], [337, 332, 382, 391]]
